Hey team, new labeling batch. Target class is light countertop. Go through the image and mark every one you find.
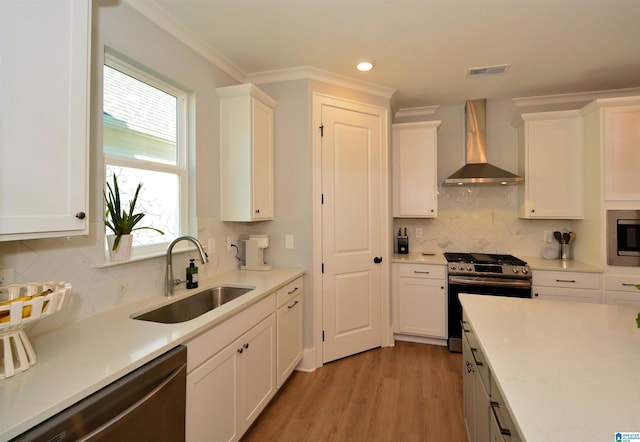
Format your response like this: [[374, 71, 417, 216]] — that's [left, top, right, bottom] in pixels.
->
[[460, 294, 640, 441], [0, 267, 304, 441], [391, 252, 601, 273]]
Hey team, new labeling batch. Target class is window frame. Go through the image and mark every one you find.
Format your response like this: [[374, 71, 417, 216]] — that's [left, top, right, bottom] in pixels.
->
[[103, 52, 191, 258]]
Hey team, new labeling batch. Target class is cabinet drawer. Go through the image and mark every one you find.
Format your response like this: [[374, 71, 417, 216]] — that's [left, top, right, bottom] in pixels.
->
[[605, 275, 640, 292], [532, 270, 601, 290], [397, 263, 445, 279], [276, 277, 303, 307]]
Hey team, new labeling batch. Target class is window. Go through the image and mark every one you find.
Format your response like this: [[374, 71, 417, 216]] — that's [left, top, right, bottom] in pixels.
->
[[103, 54, 189, 257]]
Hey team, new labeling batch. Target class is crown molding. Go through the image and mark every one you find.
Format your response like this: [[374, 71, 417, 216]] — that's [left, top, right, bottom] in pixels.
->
[[123, 0, 246, 83], [513, 87, 640, 107], [394, 105, 440, 119], [247, 65, 396, 100]]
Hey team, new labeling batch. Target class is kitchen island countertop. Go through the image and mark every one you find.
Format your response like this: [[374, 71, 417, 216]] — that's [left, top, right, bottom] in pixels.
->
[[0, 267, 304, 440], [460, 293, 640, 441]]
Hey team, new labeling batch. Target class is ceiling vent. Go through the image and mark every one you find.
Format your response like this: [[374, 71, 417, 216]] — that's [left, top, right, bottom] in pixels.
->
[[466, 64, 510, 79]]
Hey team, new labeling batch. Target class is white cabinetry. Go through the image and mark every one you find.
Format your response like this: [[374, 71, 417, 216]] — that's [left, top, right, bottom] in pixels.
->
[[603, 104, 640, 200], [516, 111, 584, 219], [0, 0, 91, 240], [185, 294, 276, 442], [218, 84, 276, 222], [392, 121, 441, 218], [604, 275, 640, 306], [532, 270, 602, 303], [276, 277, 303, 388], [392, 263, 446, 340]]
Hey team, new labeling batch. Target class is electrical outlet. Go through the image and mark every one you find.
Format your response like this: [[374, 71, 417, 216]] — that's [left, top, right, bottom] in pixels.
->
[[416, 228, 423, 239], [0, 268, 15, 286], [543, 230, 553, 243], [285, 234, 294, 249], [208, 238, 216, 254]]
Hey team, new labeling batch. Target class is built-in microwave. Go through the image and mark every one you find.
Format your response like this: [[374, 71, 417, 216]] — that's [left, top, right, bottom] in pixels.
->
[[607, 210, 640, 266]]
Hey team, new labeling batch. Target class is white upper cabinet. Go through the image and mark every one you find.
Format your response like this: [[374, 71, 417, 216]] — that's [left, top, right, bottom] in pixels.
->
[[603, 104, 640, 200], [517, 111, 584, 219], [0, 0, 91, 240], [392, 121, 441, 218], [218, 84, 277, 222]]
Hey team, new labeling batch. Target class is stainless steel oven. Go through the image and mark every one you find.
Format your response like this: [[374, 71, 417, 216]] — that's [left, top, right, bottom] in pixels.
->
[[607, 210, 640, 267], [445, 253, 532, 352]]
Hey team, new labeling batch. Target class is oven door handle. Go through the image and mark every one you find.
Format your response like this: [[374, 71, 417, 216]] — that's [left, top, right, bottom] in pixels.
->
[[449, 276, 531, 288]]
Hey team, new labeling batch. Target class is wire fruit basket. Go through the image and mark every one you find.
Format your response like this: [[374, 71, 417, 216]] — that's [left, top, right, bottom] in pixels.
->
[[0, 281, 72, 379]]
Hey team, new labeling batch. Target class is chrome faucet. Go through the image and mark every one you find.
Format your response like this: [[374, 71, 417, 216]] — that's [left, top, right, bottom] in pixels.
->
[[165, 235, 209, 296]]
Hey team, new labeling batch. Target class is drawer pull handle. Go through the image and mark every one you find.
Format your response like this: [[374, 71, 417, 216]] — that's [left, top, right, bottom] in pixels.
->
[[490, 401, 512, 436], [414, 271, 430, 274], [470, 348, 483, 366], [287, 287, 299, 295], [555, 279, 576, 283], [288, 300, 299, 309], [622, 283, 640, 287], [460, 320, 470, 333]]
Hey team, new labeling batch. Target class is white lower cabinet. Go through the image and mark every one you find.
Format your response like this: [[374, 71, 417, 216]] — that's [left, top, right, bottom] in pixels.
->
[[185, 292, 281, 442], [463, 314, 521, 442], [393, 263, 446, 339], [276, 278, 303, 388], [604, 275, 640, 306], [532, 270, 602, 303]]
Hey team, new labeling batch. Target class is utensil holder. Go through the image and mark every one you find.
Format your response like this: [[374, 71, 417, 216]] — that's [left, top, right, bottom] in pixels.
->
[[561, 244, 571, 260]]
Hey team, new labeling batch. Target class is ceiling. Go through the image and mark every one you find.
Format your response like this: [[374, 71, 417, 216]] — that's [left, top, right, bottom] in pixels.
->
[[140, 0, 640, 109]]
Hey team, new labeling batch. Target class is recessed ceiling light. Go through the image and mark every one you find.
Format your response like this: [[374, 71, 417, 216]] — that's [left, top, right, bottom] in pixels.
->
[[356, 60, 374, 72]]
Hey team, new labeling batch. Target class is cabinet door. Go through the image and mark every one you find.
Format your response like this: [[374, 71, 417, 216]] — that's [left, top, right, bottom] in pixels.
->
[[251, 98, 275, 220], [0, 0, 90, 240], [276, 293, 303, 388], [396, 277, 446, 338], [518, 113, 583, 219], [604, 105, 640, 200], [604, 291, 640, 307], [237, 314, 276, 435], [186, 343, 238, 442], [392, 121, 440, 218], [463, 335, 477, 442], [533, 286, 601, 304]]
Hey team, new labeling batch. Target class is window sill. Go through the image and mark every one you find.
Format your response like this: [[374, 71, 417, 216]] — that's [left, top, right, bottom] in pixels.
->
[[93, 245, 199, 269]]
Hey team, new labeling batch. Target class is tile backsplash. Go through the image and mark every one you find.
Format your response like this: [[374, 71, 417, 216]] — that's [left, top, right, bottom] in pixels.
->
[[394, 186, 571, 258]]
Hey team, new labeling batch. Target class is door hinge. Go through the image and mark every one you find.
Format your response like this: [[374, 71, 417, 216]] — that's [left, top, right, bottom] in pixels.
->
[[322, 330, 325, 341], [319, 124, 324, 137]]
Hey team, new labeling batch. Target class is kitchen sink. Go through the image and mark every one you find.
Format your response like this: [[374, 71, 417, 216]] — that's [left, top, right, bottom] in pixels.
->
[[133, 286, 255, 324]]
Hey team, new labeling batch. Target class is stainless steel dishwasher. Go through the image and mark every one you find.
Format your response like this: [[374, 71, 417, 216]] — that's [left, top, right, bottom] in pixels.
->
[[11, 345, 187, 442]]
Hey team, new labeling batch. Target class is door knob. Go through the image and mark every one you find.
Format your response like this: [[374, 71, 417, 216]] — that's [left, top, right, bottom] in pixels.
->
[[373, 256, 383, 264]]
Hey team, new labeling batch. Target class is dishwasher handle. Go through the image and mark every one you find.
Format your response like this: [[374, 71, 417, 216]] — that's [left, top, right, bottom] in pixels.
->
[[78, 363, 186, 442]]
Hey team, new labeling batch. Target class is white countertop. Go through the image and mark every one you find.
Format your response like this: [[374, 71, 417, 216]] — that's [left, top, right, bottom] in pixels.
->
[[391, 252, 601, 273], [0, 267, 304, 441], [460, 294, 640, 441]]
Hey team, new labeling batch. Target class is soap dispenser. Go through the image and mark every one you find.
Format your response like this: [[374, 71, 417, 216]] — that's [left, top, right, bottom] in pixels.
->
[[186, 259, 199, 289]]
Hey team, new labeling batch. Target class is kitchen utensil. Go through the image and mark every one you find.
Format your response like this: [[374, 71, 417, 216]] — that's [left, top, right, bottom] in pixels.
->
[[569, 232, 576, 244], [554, 231, 563, 244], [563, 232, 570, 244]]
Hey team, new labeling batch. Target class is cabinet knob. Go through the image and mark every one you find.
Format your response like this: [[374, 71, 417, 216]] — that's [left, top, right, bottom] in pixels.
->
[[243, 342, 249, 349], [373, 256, 383, 264], [237, 347, 243, 354], [531, 209, 535, 213], [75, 211, 86, 219], [255, 209, 260, 214]]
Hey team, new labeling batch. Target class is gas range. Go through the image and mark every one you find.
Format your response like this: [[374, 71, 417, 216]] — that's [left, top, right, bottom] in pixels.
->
[[444, 252, 530, 279]]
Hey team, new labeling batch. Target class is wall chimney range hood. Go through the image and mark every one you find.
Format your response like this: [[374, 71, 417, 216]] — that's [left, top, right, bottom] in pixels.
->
[[443, 99, 523, 186]]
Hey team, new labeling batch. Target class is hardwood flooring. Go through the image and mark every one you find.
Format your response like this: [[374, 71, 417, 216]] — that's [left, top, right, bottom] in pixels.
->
[[241, 341, 467, 442]]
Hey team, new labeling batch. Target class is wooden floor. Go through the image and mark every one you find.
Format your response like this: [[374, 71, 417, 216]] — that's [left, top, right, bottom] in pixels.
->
[[241, 341, 467, 442]]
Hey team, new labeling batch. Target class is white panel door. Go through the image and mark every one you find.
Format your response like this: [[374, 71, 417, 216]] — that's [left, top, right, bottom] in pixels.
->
[[321, 103, 383, 363]]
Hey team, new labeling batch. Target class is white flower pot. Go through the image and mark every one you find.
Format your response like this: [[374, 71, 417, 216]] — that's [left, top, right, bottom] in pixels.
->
[[107, 234, 133, 262]]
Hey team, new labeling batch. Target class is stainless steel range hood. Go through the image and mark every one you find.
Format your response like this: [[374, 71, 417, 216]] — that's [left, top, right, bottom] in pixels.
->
[[443, 99, 523, 186]]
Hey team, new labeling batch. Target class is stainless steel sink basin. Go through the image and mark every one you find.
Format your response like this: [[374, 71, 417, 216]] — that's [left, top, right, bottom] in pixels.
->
[[133, 286, 254, 324]]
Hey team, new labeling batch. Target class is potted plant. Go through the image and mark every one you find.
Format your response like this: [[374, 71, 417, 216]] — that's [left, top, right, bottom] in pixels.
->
[[104, 174, 164, 261]]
